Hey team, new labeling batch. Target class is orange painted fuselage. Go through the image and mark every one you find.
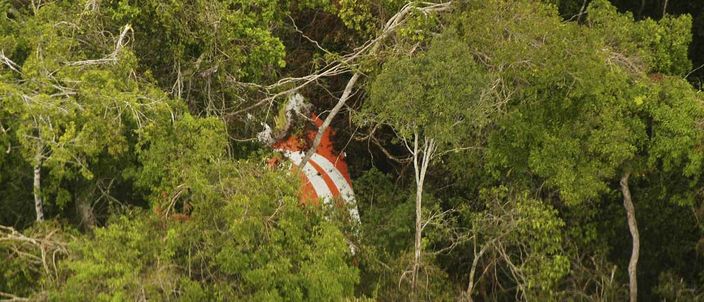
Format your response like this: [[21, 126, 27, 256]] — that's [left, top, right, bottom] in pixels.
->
[[273, 115, 359, 221]]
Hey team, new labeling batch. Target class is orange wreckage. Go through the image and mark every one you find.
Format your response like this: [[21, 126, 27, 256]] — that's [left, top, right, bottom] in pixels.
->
[[270, 115, 360, 222]]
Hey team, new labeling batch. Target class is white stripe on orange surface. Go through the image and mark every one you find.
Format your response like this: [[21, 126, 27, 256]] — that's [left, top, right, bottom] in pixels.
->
[[309, 153, 360, 221], [285, 151, 332, 202]]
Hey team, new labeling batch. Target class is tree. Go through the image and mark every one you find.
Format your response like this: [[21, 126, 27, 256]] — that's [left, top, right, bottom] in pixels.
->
[[451, 0, 703, 300], [463, 187, 569, 301], [45, 159, 359, 301], [0, 1, 182, 226], [2, 0, 704, 300], [362, 32, 496, 298]]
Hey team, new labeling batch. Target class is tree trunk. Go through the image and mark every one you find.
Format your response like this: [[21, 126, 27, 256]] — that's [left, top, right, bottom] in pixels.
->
[[76, 194, 96, 230], [33, 149, 44, 222], [620, 173, 639, 302], [412, 173, 423, 300], [466, 243, 489, 302], [411, 134, 435, 300]]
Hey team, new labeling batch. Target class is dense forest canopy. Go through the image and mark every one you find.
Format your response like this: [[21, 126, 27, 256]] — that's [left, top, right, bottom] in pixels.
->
[[1, 0, 704, 301]]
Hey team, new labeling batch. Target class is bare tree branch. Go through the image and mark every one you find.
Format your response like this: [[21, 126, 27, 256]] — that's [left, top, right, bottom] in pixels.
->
[[0, 291, 30, 302], [298, 72, 360, 168], [225, 1, 453, 118], [66, 24, 132, 66], [0, 51, 21, 74], [0, 225, 69, 281]]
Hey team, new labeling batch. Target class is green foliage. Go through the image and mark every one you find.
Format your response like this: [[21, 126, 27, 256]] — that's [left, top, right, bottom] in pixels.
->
[[102, 0, 288, 94], [0, 0, 184, 224], [2, 0, 704, 301], [451, 0, 703, 207], [654, 271, 704, 301], [453, 0, 638, 204], [364, 32, 492, 145], [641, 77, 704, 181], [187, 162, 359, 301], [466, 187, 569, 299], [0, 221, 73, 298], [353, 169, 457, 301], [44, 160, 359, 301], [47, 213, 186, 301], [588, 0, 693, 75], [355, 168, 413, 254], [336, 0, 406, 37], [134, 113, 227, 206]]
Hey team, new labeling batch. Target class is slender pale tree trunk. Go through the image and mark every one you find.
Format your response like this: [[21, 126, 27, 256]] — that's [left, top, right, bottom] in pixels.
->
[[466, 242, 489, 302], [33, 146, 44, 222], [620, 172, 639, 302], [410, 133, 435, 300]]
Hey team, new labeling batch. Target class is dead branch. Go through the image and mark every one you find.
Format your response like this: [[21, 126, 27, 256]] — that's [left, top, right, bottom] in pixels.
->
[[0, 291, 30, 302], [66, 24, 132, 66], [604, 47, 646, 76], [298, 72, 361, 168], [226, 1, 453, 118], [0, 225, 69, 281], [0, 51, 21, 74], [372, 135, 413, 163], [295, 2, 452, 167], [288, 15, 335, 57]]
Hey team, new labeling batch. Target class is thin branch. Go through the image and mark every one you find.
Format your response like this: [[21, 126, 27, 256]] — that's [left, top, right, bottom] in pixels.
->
[[66, 24, 132, 66], [0, 291, 30, 302], [685, 62, 704, 79], [0, 51, 21, 74], [288, 15, 334, 56], [0, 225, 69, 280], [225, 1, 453, 118], [298, 72, 360, 168]]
